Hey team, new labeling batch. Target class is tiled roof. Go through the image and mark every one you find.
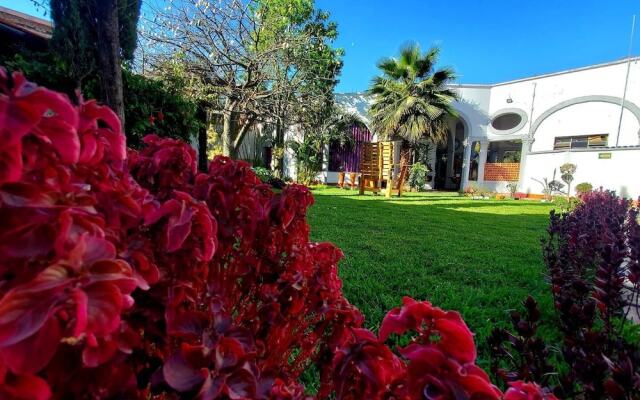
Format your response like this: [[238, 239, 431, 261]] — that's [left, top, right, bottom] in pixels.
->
[[0, 6, 52, 40]]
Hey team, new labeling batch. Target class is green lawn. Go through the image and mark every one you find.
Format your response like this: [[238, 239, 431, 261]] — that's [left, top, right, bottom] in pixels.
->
[[306, 187, 559, 366]]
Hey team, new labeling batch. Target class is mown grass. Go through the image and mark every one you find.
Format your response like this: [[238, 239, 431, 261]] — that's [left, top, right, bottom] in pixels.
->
[[306, 187, 560, 367]]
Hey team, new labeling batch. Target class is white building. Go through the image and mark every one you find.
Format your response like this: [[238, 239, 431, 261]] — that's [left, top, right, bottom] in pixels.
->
[[322, 57, 640, 198]]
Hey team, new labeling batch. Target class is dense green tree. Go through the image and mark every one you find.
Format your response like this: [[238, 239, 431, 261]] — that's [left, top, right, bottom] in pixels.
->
[[256, 0, 343, 175], [146, 0, 271, 158], [48, 0, 142, 125], [145, 0, 342, 163], [368, 44, 458, 144], [289, 106, 361, 184]]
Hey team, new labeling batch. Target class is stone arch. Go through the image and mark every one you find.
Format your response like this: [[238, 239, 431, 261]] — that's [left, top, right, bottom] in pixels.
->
[[453, 109, 472, 142], [529, 95, 640, 141]]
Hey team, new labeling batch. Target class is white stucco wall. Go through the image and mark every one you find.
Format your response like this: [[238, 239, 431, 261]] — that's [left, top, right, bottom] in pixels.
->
[[532, 102, 639, 152], [457, 58, 640, 197], [520, 148, 640, 198], [283, 125, 303, 180], [451, 85, 492, 141], [445, 59, 640, 144]]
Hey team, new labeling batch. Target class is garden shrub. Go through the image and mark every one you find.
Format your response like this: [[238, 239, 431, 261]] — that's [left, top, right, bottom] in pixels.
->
[[533, 170, 564, 200], [575, 182, 593, 196], [252, 167, 286, 190], [118, 69, 202, 148], [490, 189, 640, 399], [1, 54, 201, 148], [551, 195, 580, 213], [252, 166, 272, 183], [0, 70, 551, 399], [289, 137, 324, 185], [559, 163, 576, 196], [407, 162, 428, 191]]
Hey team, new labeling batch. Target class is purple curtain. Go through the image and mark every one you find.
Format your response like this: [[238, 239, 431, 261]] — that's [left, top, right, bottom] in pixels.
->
[[328, 125, 372, 172]]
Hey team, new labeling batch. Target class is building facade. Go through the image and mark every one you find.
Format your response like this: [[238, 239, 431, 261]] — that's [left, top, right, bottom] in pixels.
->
[[327, 57, 640, 198]]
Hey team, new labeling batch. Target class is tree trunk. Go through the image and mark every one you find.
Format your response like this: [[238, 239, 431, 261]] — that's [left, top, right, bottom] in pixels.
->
[[197, 106, 208, 171], [221, 109, 235, 158], [273, 119, 285, 177], [95, 0, 125, 128]]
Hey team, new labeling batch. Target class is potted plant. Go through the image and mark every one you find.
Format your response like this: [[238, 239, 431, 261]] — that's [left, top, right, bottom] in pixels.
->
[[533, 169, 564, 202], [348, 172, 358, 189], [513, 192, 527, 200], [337, 165, 345, 188]]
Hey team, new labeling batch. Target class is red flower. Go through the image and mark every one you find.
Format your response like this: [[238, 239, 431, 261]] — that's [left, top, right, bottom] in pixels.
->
[[400, 344, 501, 399], [505, 381, 558, 400], [129, 134, 197, 197], [0, 357, 51, 400], [331, 329, 405, 400], [0, 237, 137, 373], [144, 190, 216, 259], [0, 70, 79, 184], [379, 296, 477, 364]]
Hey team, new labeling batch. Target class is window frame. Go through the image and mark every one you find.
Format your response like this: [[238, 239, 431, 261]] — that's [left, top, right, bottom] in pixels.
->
[[488, 108, 529, 135], [553, 134, 609, 150]]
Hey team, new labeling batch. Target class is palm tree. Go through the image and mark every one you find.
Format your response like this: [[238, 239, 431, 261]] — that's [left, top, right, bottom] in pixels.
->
[[367, 44, 458, 144]]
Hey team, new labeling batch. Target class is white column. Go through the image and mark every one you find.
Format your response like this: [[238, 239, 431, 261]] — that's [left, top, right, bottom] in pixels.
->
[[321, 143, 330, 183], [517, 137, 534, 190], [477, 141, 489, 184], [445, 129, 455, 189], [460, 139, 472, 191]]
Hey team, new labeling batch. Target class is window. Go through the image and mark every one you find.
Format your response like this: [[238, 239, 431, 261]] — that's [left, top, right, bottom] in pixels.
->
[[487, 140, 522, 163], [553, 134, 608, 150], [489, 109, 528, 135], [491, 113, 523, 131]]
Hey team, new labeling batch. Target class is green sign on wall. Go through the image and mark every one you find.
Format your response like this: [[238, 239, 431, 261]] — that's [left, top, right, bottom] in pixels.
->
[[598, 153, 612, 159]]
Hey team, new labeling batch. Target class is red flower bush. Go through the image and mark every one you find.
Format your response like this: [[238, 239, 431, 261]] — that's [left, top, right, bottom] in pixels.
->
[[0, 70, 545, 399], [504, 381, 558, 400]]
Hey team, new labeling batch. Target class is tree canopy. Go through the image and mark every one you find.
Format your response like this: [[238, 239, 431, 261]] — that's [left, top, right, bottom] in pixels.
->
[[144, 0, 342, 163], [49, 0, 142, 125], [368, 44, 458, 144]]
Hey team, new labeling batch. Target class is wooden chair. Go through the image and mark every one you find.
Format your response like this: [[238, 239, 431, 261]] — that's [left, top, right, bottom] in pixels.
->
[[358, 142, 387, 195], [384, 164, 409, 198], [358, 141, 408, 197]]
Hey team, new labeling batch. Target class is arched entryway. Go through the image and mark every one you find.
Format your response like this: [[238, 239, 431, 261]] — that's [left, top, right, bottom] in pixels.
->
[[434, 118, 466, 190]]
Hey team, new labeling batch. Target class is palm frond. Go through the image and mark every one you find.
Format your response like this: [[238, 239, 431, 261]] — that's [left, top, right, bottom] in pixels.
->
[[367, 44, 457, 143]]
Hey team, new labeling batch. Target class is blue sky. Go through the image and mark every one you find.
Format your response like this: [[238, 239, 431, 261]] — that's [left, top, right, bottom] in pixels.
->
[[4, 0, 640, 92]]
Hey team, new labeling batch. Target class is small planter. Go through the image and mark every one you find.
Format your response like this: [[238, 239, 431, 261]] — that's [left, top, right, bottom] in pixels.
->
[[337, 172, 345, 188], [348, 172, 357, 189]]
